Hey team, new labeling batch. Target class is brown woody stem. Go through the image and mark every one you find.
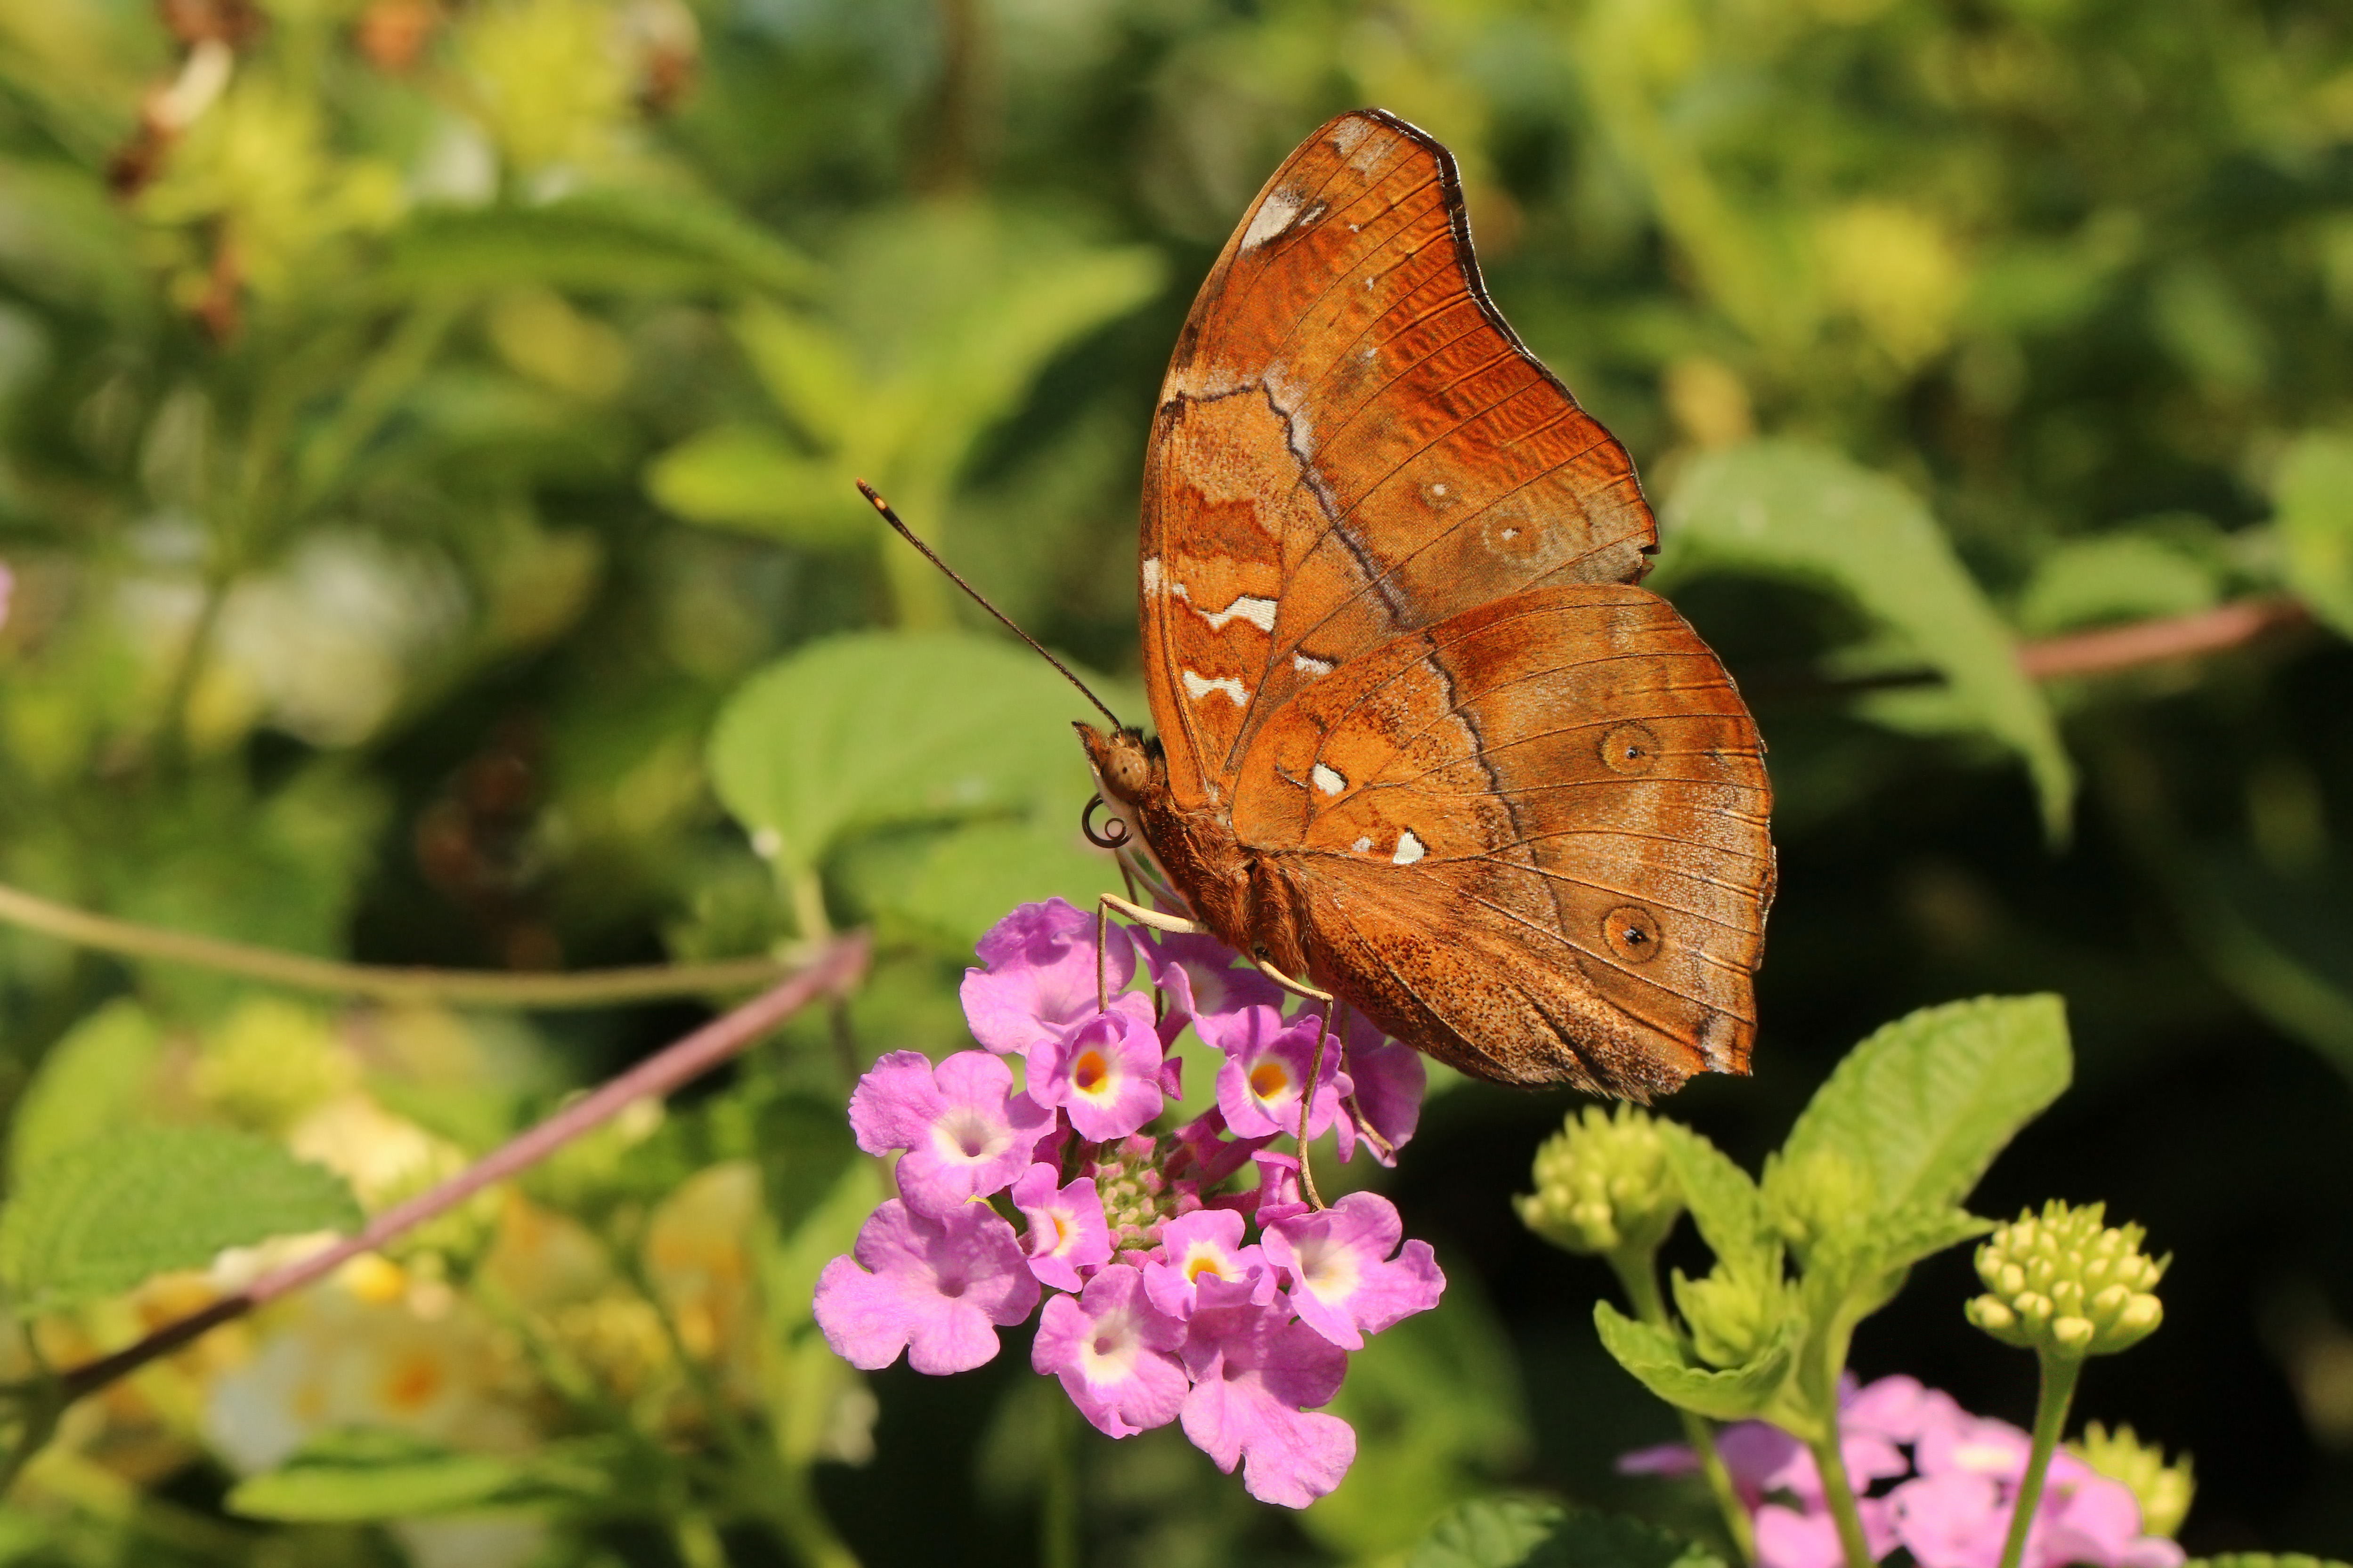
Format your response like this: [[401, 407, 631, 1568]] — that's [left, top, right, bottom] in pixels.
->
[[52, 933, 869, 1404]]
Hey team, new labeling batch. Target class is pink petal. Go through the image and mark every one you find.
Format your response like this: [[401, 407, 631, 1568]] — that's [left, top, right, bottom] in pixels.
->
[[811, 1200, 1040, 1375], [1031, 1264, 1187, 1439], [961, 898, 1137, 1057], [1263, 1192, 1443, 1350], [1011, 1164, 1113, 1292]]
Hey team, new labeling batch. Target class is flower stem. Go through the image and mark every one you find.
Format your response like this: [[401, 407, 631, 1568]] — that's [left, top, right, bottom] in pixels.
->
[[1607, 1251, 1757, 1567], [1809, 1430, 1874, 1568], [1041, 1390, 1079, 1568], [0, 879, 803, 1008], [1999, 1351, 2084, 1568]]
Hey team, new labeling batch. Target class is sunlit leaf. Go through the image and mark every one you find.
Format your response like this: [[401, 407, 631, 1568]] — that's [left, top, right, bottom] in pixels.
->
[[0, 1127, 360, 1314], [1661, 441, 2074, 838], [706, 630, 1113, 878], [1777, 994, 2071, 1220], [8, 999, 162, 1182], [1591, 1303, 1793, 1421], [644, 425, 869, 548], [2275, 431, 2353, 639], [384, 190, 820, 299]]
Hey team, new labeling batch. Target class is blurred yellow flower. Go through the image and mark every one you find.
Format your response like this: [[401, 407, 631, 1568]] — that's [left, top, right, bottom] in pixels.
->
[[457, 0, 633, 179], [1815, 201, 1969, 372], [644, 1162, 759, 1386], [194, 998, 357, 1135]]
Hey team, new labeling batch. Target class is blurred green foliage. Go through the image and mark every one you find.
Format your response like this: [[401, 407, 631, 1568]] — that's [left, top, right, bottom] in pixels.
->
[[2, 0, 2353, 1562]]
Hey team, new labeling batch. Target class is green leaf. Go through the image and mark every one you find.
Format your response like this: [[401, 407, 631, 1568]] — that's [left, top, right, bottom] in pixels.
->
[[384, 191, 821, 299], [1661, 441, 2074, 838], [643, 426, 870, 549], [1405, 1497, 1566, 1568], [2275, 431, 2353, 639], [0, 1127, 361, 1314], [1656, 1122, 1769, 1269], [2016, 532, 2222, 637], [226, 1431, 537, 1522], [861, 817, 1126, 955], [706, 630, 1116, 878], [9, 1000, 162, 1182], [754, 1092, 860, 1240], [1592, 1302, 1793, 1421], [1778, 994, 2071, 1220], [1406, 1498, 1728, 1568]]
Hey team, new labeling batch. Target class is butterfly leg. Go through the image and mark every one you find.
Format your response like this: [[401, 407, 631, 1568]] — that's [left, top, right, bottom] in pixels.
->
[[1244, 958, 1339, 1212], [1096, 894, 1202, 1013]]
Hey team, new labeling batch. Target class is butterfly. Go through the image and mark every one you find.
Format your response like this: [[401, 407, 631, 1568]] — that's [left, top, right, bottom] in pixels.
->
[[1066, 108, 1774, 1102]]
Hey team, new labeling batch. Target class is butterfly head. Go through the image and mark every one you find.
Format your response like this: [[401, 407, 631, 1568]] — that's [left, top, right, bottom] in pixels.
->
[[1074, 722, 1163, 806]]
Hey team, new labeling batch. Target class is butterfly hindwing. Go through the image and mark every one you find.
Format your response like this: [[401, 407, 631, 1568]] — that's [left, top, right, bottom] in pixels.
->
[[1142, 109, 1658, 811], [1230, 585, 1772, 1093]]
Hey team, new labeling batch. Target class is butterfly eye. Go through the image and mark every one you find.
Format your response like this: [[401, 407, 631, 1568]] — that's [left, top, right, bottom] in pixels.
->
[[1599, 722, 1662, 776], [1602, 905, 1664, 964]]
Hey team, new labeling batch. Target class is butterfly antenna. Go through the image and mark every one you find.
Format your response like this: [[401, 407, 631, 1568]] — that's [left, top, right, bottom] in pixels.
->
[[857, 479, 1127, 731]]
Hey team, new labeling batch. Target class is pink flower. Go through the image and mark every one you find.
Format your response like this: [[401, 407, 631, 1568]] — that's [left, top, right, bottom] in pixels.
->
[[813, 1200, 1041, 1374], [1619, 1376, 2183, 1568], [1137, 931, 1287, 1051], [1032, 1264, 1188, 1438], [1143, 1209, 1276, 1319], [1028, 992, 1167, 1141], [960, 898, 1137, 1058], [1011, 1163, 1112, 1291], [1262, 1192, 1444, 1350], [1336, 1014, 1424, 1164], [1179, 1303, 1355, 1508], [848, 1051, 1053, 1216], [0, 561, 12, 633], [1215, 1006, 1347, 1140]]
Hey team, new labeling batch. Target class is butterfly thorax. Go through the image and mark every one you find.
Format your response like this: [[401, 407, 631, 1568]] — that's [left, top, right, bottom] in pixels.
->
[[1076, 722, 1313, 978]]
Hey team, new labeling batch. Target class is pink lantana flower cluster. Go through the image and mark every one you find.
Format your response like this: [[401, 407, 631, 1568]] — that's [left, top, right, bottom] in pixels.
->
[[1620, 1376, 2185, 1568], [812, 898, 1444, 1507]]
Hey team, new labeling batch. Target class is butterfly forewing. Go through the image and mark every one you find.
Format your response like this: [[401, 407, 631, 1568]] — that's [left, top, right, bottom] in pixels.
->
[[1142, 109, 1658, 807]]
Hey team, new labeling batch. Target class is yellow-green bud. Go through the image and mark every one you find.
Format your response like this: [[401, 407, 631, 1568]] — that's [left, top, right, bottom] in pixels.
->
[[1516, 1104, 1681, 1257], [1966, 1200, 2167, 1360], [2069, 1421, 2194, 1538]]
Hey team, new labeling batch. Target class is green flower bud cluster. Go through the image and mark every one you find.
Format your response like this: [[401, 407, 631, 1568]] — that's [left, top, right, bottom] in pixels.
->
[[1516, 1104, 1682, 1257], [1965, 1200, 2167, 1359], [2070, 1421, 2193, 1538]]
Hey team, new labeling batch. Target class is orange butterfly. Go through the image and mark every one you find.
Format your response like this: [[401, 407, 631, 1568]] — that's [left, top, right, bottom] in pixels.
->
[[875, 109, 1774, 1103]]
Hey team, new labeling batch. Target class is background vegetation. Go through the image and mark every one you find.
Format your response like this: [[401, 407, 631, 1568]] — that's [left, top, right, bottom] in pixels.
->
[[2, 0, 2353, 1562]]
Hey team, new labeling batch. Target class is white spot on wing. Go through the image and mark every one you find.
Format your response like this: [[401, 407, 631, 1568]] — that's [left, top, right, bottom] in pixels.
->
[[1331, 119, 1372, 156], [1351, 837, 1373, 854], [1241, 188, 1304, 251], [1196, 594, 1277, 634], [1181, 669, 1249, 707], [1392, 830, 1426, 866], [1292, 653, 1333, 677], [1141, 557, 1163, 594], [1311, 763, 1347, 796]]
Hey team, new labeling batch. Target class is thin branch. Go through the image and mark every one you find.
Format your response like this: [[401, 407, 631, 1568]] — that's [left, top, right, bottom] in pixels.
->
[[0, 881, 801, 1008], [53, 931, 868, 1405], [1750, 595, 2314, 698], [2016, 595, 2308, 680]]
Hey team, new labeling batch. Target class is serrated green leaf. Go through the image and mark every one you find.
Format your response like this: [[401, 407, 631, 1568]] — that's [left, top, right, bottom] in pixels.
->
[[706, 630, 1116, 878], [1779, 995, 2071, 1220], [867, 817, 1126, 956], [9, 1000, 162, 1182], [2275, 432, 2353, 639], [1406, 1497, 1566, 1568], [1593, 1302, 1793, 1421], [643, 426, 869, 548], [226, 1431, 535, 1522], [1656, 1122, 1769, 1269], [1809, 1203, 1995, 1304], [1662, 441, 2073, 838], [0, 1127, 361, 1314]]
